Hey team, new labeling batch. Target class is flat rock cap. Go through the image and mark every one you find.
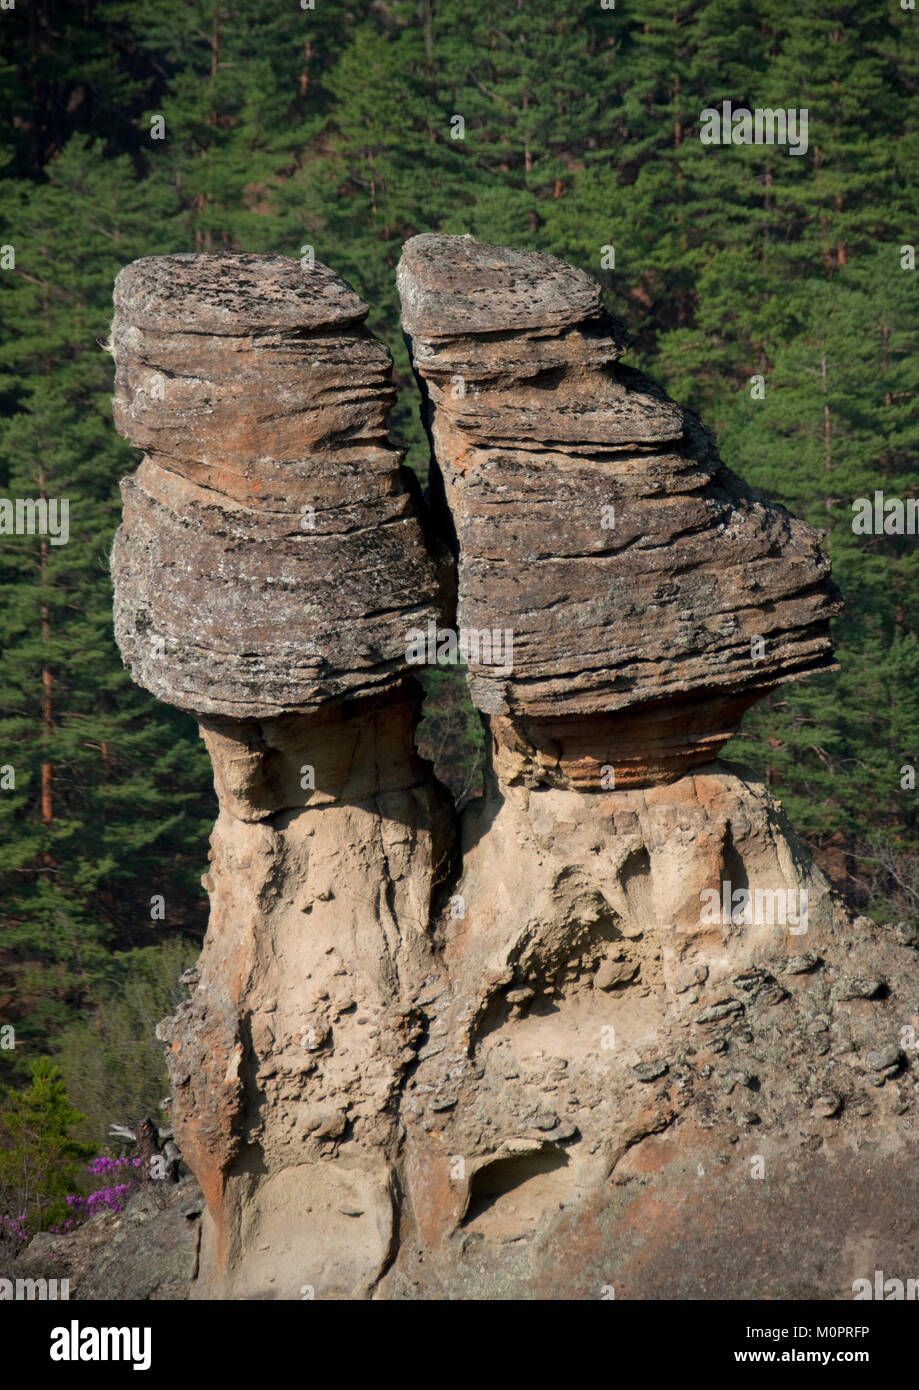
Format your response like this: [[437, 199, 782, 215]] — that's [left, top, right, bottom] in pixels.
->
[[114, 253, 368, 335], [398, 234, 605, 338]]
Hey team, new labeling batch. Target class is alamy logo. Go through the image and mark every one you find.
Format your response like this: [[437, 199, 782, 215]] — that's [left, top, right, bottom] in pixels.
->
[[851, 491, 919, 535], [50, 1320, 151, 1371], [699, 101, 808, 157], [852, 1270, 919, 1300], [700, 881, 808, 934], [406, 621, 514, 677], [0, 497, 70, 545], [0, 1276, 69, 1300]]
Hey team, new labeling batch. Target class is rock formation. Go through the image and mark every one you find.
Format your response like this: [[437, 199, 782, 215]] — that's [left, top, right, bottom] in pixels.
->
[[110, 242, 919, 1301], [111, 254, 454, 1297], [17, 1177, 204, 1302], [111, 253, 449, 717], [398, 233, 841, 788], [383, 236, 918, 1299]]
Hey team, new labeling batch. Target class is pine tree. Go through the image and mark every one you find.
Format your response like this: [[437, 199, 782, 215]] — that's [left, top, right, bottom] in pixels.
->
[[725, 247, 919, 889], [0, 1057, 96, 1233], [0, 136, 213, 1061]]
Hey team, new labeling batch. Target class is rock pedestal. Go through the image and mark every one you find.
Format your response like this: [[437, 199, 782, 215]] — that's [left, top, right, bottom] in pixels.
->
[[382, 237, 917, 1299], [112, 254, 453, 1297]]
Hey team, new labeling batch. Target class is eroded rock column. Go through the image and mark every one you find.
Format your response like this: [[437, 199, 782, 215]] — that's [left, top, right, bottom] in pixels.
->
[[384, 236, 919, 1299], [111, 254, 453, 1298]]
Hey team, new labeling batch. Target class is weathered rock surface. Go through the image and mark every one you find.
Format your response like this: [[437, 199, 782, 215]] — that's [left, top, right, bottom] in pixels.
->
[[398, 233, 842, 787], [104, 243, 919, 1302], [380, 238, 915, 1302], [16, 1178, 204, 1301], [111, 254, 454, 1298], [111, 253, 449, 719], [376, 762, 919, 1298], [157, 692, 454, 1299]]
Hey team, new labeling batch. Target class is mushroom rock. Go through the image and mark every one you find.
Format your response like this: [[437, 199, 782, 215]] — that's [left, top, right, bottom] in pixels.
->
[[111, 254, 454, 1298], [397, 233, 842, 789], [378, 236, 919, 1301]]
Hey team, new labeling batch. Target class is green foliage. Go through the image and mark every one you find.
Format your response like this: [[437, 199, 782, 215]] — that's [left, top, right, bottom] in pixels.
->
[[417, 666, 486, 807], [0, 135, 215, 1063], [55, 939, 199, 1148], [0, 1058, 95, 1234], [0, 0, 916, 1115]]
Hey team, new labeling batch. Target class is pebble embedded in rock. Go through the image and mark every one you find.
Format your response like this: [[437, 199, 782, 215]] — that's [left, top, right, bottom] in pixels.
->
[[596, 958, 639, 991], [633, 1061, 669, 1083], [696, 1000, 743, 1024], [832, 976, 884, 1001], [865, 1043, 902, 1073], [784, 954, 819, 975]]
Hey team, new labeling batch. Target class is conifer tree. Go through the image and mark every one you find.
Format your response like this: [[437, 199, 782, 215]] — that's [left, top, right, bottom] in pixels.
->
[[0, 137, 213, 1060], [0, 1057, 95, 1233]]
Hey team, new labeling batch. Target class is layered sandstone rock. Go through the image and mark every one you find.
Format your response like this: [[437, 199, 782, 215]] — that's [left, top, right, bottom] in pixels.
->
[[111, 254, 453, 1297], [382, 237, 917, 1298], [112, 253, 449, 718], [108, 244, 919, 1303], [398, 233, 842, 787]]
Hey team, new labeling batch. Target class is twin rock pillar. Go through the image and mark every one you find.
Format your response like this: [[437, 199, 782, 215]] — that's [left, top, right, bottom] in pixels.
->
[[110, 242, 914, 1300]]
